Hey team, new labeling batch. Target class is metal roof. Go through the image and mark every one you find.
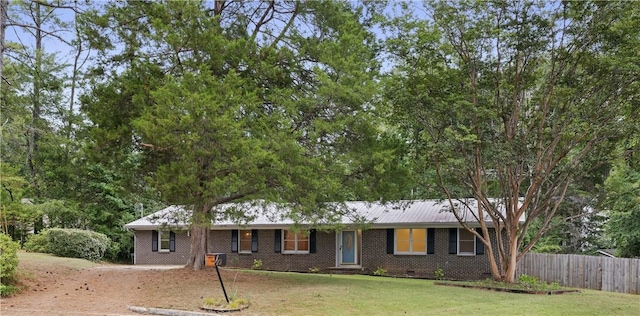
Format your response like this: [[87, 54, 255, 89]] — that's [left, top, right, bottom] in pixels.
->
[[124, 199, 522, 230]]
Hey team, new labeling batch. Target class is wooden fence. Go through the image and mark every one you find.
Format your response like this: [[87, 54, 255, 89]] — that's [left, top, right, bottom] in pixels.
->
[[516, 253, 640, 294]]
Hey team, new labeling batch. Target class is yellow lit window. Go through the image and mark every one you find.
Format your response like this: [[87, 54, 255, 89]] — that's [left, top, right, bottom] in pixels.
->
[[239, 230, 252, 253], [395, 229, 426, 254]]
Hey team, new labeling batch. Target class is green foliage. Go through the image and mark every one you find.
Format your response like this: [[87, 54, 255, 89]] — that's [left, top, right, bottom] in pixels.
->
[[0, 233, 20, 275], [46, 228, 111, 261], [518, 274, 539, 287], [228, 297, 250, 309], [0, 284, 20, 297], [202, 297, 250, 310], [434, 268, 444, 280], [251, 259, 263, 270], [23, 231, 51, 253], [0, 233, 20, 296], [602, 161, 640, 257], [530, 243, 563, 254], [524, 197, 606, 255], [309, 267, 320, 273], [64, 162, 142, 262], [201, 297, 217, 306], [384, 0, 640, 281], [373, 266, 387, 276], [81, 0, 407, 269]]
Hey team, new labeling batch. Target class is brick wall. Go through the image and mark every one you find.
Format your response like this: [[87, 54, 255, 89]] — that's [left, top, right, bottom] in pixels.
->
[[361, 228, 499, 280], [208, 229, 336, 272], [134, 227, 500, 280], [134, 230, 191, 265]]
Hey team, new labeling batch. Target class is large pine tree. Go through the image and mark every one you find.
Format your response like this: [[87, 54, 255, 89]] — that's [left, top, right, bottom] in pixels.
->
[[82, 1, 404, 270]]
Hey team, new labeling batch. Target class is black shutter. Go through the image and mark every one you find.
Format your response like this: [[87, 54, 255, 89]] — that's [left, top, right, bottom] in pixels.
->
[[152, 230, 158, 252], [386, 229, 394, 254], [251, 229, 258, 253], [309, 229, 317, 253], [274, 229, 282, 253], [169, 231, 176, 252], [427, 228, 435, 254], [231, 230, 238, 253], [449, 228, 457, 254], [475, 228, 484, 255]]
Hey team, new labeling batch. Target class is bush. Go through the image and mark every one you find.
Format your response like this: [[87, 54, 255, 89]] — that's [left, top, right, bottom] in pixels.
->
[[517, 274, 540, 289], [0, 283, 19, 297], [251, 259, 262, 270], [434, 267, 445, 280], [1, 233, 20, 296], [23, 231, 51, 253], [46, 228, 111, 262], [373, 266, 387, 276]]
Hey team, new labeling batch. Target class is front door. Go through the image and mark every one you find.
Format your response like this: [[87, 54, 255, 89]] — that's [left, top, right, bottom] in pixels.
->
[[341, 230, 356, 264]]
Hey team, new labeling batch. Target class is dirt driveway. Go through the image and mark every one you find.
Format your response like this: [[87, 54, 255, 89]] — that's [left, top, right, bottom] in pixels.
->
[[1, 253, 228, 316]]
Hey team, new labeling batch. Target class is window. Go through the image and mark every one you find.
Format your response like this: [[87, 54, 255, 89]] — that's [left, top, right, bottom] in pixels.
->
[[283, 230, 309, 254], [458, 228, 475, 255], [232, 229, 258, 253], [395, 228, 427, 254], [152, 230, 175, 252], [239, 230, 252, 253], [159, 231, 171, 252]]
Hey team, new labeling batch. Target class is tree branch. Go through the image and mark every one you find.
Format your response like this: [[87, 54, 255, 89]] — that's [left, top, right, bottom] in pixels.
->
[[5, 22, 72, 46]]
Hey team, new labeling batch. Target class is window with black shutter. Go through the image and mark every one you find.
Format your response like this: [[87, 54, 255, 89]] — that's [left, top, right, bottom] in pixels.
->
[[152, 231, 158, 252], [309, 229, 316, 253], [449, 228, 457, 254], [386, 229, 394, 254], [231, 230, 238, 253], [274, 229, 281, 253], [169, 231, 175, 252], [427, 228, 435, 254], [475, 228, 484, 255], [251, 229, 258, 253]]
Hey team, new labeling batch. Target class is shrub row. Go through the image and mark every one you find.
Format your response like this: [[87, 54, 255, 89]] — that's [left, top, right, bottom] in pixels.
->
[[24, 231, 50, 253], [26, 228, 111, 262]]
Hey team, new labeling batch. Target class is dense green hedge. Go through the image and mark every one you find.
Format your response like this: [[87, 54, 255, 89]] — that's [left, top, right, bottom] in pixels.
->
[[39, 228, 111, 262], [23, 230, 51, 253], [1, 233, 20, 296]]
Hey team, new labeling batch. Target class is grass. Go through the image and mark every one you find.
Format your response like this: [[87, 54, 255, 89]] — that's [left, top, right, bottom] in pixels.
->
[[9, 253, 640, 315], [230, 270, 640, 315], [16, 251, 98, 270]]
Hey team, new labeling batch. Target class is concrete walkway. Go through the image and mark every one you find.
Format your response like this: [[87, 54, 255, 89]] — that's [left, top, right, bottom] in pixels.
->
[[129, 306, 220, 316]]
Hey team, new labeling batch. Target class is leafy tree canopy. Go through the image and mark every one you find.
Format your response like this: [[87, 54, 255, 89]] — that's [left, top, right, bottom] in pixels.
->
[[82, 0, 408, 269], [383, 0, 640, 281]]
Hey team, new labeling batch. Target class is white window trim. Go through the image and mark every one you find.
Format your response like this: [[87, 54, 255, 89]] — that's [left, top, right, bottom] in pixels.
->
[[239, 229, 252, 253], [158, 231, 170, 253], [395, 228, 427, 255], [282, 230, 310, 254], [457, 228, 476, 256]]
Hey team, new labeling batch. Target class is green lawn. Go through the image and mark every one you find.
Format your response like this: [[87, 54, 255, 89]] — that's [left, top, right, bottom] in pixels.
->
[[237, 271, 640, 315], [12, 252, 639, 315]]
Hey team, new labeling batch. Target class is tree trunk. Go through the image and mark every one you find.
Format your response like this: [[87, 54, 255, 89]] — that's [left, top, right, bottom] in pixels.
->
[[186, 225, 208, 271], [503, 234, 519, 283], [185, 203, 211, 271], [27, 1, 43, 197], [0, 0, 7, 93], [482, 231, 503, 281]]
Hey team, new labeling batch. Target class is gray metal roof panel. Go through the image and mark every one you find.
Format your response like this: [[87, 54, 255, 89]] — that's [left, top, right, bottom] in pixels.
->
[[124, 199, 521, 230]]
